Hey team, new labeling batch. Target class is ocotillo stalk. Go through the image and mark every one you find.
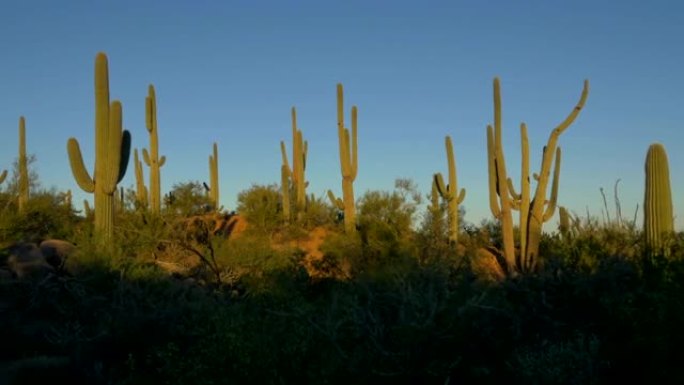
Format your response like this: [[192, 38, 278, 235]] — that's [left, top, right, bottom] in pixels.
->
[[643, 143, 673, 255], [280, 107, 308, 222], [18, 116, 29, 212], [434, 135, 466, 244], [209, 142, 219, 210], [67, 52, 131, 243], [281, 164, 291, 222], [329, 83, 358, 233], [134, 148, 148, 208], [487, 77, 588, 274], [142, 85, 166, 214]]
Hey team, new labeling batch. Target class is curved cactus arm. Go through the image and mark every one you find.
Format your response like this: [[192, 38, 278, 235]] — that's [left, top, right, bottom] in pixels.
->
[[142, 148, 151, 166], [0, 170, 7, 184], [434, 173, 450, 198], [507, 178, 521, 200], [486, 125, 501, 218], [280, 141, 291, 172], [327, 190, 344, 210], [543, 147, 562, 221], [158, 155, 166, 167], [116, 129, 131, 184], [456, 188, 466, 204], [67, 138, 96, 193]]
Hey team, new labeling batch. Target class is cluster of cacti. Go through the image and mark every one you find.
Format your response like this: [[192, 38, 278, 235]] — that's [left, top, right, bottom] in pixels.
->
[[643, 143, 674, 254], [18, 116, 29, 212], [134, 149, 149, 208], [280, 107, 308, 222], [142, 85, 166, 214], [433, 136, 466, 244], [327, 83, 358, 233], [208, 142, 219, 210], [486, 77, 589, 274], [67, 52, 131, 243]]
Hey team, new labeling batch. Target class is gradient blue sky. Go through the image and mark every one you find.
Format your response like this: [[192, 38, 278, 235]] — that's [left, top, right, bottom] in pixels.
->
[[1, 0, 682, 230]]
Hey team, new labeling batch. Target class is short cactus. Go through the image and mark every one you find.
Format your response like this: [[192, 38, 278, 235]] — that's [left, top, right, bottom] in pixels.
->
[[67, 52, 131, 243], [134, 148, 148, 209], [18, 116, 29, 212], [643, 143, 674, 254], [280, 107, 308, 222], [208, 142, 219, 210]]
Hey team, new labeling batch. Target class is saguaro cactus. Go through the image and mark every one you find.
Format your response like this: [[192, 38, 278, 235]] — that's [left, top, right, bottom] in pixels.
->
[[142, 85, 166, 214], [328, 83, 358, 233], [434, 135, 466, 244], [67, 52, 131, 243], [208, 142, 219, 210], [281, 164, 291, 221], [487, 77, 589, 274], [18, 116, 29, 212], [643, 143, 674, 254], [280, 107, 308, 222], [134, 148, 149, 209]]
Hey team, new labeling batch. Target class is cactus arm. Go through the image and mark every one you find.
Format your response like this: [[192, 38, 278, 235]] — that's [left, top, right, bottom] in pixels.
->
[[487, 125, 502, 218], [434, 173, 448, 197], [67, 138, 96, 193], [0, 170, 7, 184], [142, 148, 151, 166], [117, 129, 131, 184], [542, 147, 561, 222], [158, 155, 166, 167], [327, 190, 345, 210], [281, 164, 291, 221], [280, 141, 291, 172]]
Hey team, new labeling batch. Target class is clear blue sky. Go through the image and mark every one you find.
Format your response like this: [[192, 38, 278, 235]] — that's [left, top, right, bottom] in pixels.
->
[[1, 0, 682, 230]]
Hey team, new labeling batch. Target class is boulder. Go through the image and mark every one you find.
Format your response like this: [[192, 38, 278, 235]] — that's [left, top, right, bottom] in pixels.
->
[[39, 239, 76, 270], [5, 242, 54, 279]]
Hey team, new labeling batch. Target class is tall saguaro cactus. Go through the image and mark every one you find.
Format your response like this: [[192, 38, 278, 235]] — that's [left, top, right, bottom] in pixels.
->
[[134, 148, 148, 209], [142, 85, 166, 214], [487, 77, 589, 274], [434, 135, 466, 244], [328, 83, 358, 233], [280, 107, 308, 222], [18, 116, 29, 212], [209, 142, 219, 210], [67, 52, 131, 243], [643, 143, 674, 254]]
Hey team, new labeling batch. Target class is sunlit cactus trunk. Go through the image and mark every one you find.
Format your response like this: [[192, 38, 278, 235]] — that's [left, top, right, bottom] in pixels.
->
[[434, 136, 466, 244], [142, 85, 166, 214], [643, 143, 673, 255], [329, 83, 358, 233]]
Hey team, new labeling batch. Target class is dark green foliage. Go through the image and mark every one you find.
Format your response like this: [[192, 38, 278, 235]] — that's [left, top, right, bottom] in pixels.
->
[[164, 181, 214, 216], [236, 183, 282, 236]]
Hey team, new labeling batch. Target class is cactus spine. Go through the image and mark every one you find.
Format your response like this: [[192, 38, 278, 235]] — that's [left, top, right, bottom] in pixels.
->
[[328, 83, 358, 233], [67, 52, 131, 243], [209, 142, 219, 210], [280, 107, 308, 222], [643, 143, 673, 254], [142, 85, 166, 214], [434, 136, 466, 244], [134, 148, 148, 209], [18, 116, 29, 212], [487, 77, 588, 274]]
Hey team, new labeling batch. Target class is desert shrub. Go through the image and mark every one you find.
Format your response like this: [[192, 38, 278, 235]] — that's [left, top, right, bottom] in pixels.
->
[[236, 183, 283, 236], [163, 181, 214, 216], [0, 188, 81, 243]]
